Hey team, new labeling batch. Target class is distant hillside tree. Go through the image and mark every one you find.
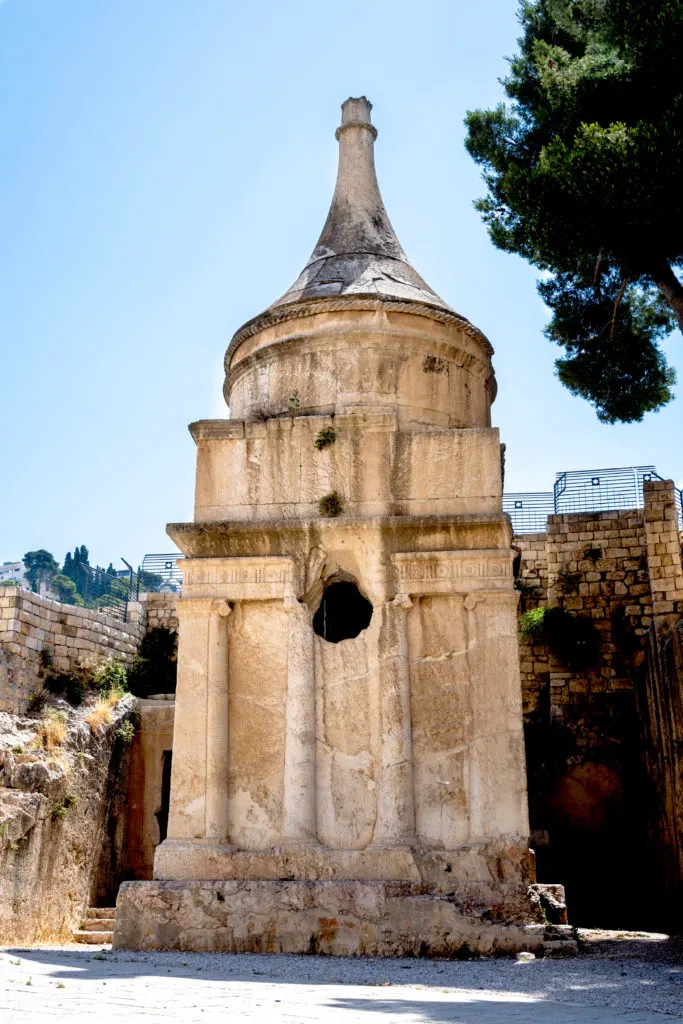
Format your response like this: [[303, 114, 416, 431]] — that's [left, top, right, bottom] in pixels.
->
[[50, 574, 82, 606], [139, 571, 163, 593], [23, 550, 58, 594], [62, 545, 91, 596]]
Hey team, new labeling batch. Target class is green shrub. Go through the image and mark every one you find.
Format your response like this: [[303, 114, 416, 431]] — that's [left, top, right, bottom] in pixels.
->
[[319, 491, 344, 517], [93, 660, 128, 697], [51, 793, 77, 822], [314, 427, 336, 451], [519, 607, 546, 643], [117, 719, 136, 745]]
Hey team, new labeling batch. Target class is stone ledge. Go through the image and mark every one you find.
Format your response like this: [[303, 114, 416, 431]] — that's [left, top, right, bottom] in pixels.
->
[[153, 839, 532, 889], [114, 880, 577, 956]]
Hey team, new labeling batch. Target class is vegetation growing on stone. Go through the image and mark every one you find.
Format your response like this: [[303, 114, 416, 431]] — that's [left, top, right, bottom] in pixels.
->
[[116, 719, 136, 745], [85, 690, 124, 734], [520, 605, 601, 670], [33, 709, 68, 751], [318, 491, 344, 517], [520, 607, 547, 643], [287, 390, 301, 416], [93, 661, 128, 697], [80, 660, 130, 733], [314, 427, 337, 451], [51, 793, 78, 823], [465, 0, 683, 422]]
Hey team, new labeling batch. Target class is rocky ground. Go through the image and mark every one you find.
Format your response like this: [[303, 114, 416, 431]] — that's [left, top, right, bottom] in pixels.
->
[[0, 930, 681, 1022]]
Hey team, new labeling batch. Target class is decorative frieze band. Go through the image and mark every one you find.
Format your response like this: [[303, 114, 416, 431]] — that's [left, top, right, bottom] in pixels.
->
[[391, 550, 513, 595], [181, 556, 298, 601]]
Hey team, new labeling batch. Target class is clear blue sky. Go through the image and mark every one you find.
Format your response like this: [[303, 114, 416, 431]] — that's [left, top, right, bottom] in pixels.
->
[[1, 0, 681, 570]]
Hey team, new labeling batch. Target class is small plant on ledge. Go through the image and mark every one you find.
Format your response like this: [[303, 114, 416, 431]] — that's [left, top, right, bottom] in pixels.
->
[[51, 793, 78, 823], [319, 491, 344, 517], [314, 427, 337, 451], [287, 390, 301, 416]]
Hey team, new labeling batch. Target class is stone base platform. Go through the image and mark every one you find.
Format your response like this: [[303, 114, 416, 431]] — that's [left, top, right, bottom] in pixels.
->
[[113, 880, 577, 957]]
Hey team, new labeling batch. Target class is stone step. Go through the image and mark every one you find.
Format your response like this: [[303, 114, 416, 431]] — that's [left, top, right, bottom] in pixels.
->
[[73, 930, 114, 944], [82, 918, 116, 930], [86, 907, 116, 919]]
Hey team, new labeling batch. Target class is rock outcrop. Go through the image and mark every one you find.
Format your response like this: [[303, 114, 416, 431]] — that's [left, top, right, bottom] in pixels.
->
[[0, 694, 135, 942]]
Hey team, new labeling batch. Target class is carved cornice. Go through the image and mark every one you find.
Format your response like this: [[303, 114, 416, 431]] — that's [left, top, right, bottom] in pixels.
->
[[225, 297, 494, 369], [181, 556, 299, 602], [391, 550, 514, 596]]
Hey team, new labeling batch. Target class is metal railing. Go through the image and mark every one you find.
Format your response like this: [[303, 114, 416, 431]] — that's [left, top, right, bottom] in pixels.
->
[[502, 493, 555, 534], [140, 553, 184, 592], [59, 562, 138, 622], [553, 465, 658, 516], [506, 465, 682, 534]]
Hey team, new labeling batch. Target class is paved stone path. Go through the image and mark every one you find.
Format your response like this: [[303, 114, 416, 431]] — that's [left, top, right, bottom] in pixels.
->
[[0, 941, 681, 1023]]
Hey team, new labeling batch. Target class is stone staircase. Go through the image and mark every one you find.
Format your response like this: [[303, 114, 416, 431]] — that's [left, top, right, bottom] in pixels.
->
[[72, 906, 116, 944]]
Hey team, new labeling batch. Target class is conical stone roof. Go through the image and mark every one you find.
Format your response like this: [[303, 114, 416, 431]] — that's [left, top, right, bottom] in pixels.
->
[[270, 96, 453, 312]]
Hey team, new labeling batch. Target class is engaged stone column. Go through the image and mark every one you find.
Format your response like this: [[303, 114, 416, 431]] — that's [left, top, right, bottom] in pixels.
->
[[165, 598, 210, 842], [205, 600, 231, 841], [465, 590, 529, 843], [281, 594, 317, 844], [374, 594, 415, 845], [165, 597, 231, 844]]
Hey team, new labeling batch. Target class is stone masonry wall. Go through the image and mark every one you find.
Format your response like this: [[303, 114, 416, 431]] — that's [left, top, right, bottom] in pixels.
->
[[642, 478, 683, 619], [139, 593, 179, 633], [514, 480, 683, 929], [514, 533, 549, 719], [0, 588, 145, 714]]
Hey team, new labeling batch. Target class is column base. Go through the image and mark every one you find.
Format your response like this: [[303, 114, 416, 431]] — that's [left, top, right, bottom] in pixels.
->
[[153, 836, 537, 888], [114, 879, 577, 956], [153, 838, 422, 882]]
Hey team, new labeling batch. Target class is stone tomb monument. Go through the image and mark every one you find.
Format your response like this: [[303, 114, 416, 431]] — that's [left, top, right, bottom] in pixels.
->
[[115, 98, 573, 955]]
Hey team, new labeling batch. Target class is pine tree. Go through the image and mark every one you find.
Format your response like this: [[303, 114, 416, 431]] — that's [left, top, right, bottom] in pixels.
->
[[62, 551, 74, 581], [465, 0, 683, 422], [23, 550, 58, 594]]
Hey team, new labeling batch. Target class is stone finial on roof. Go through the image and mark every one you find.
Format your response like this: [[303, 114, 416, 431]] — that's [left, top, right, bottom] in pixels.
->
[[269, 96, 452, 312]]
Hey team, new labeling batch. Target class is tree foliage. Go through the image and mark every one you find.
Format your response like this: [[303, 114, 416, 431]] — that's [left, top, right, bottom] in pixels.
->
[[465, 0, 683, 422], [49, 574, 82, 606], [22, 550, 58, 594], [62, 545, 90, 596]]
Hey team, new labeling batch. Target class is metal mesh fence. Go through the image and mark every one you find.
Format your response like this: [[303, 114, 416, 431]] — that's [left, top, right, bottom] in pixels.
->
[[505, 465, 682, 534], [502, 493, 555, 534]]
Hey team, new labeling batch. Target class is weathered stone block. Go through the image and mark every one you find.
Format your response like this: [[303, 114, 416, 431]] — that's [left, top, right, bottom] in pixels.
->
[[113, 880, 576, 957]]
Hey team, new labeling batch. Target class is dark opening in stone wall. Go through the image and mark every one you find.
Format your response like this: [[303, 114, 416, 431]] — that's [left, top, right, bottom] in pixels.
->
[[313, 581, 372, 643]]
